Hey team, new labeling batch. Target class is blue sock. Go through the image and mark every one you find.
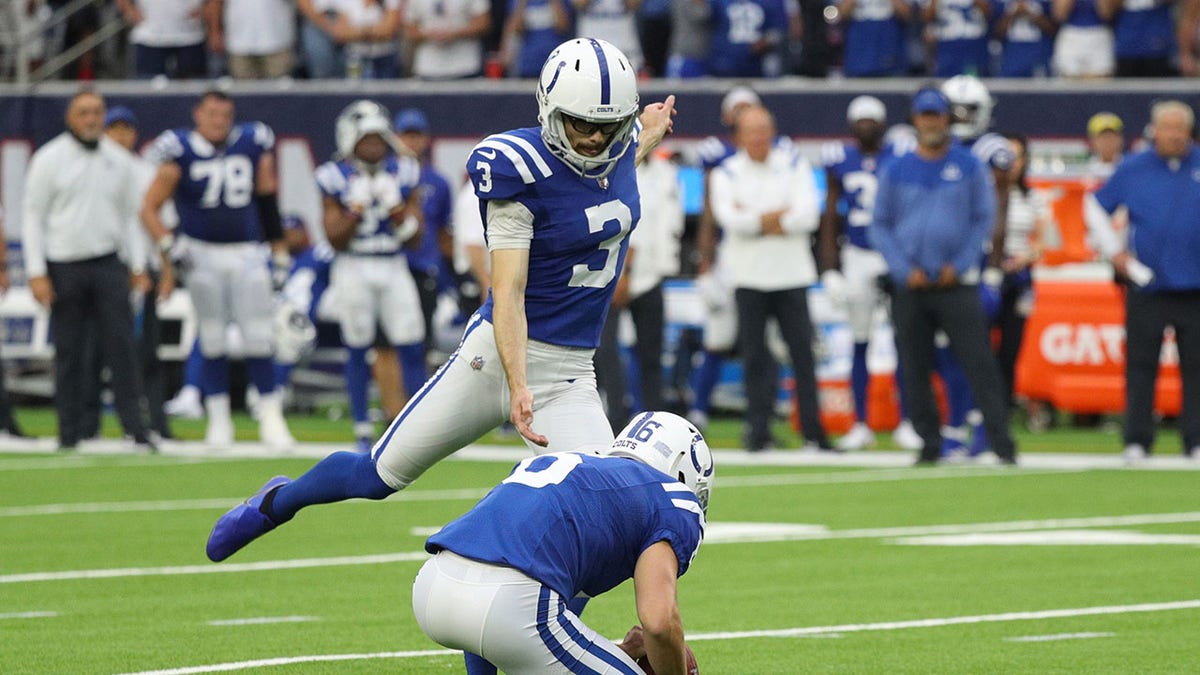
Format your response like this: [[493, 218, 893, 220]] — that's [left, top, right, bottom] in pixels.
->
[[935, 347, 971, 427], [345, 347, 371, 426], [624, 348, 644, 413], [396, 343, 428, 399], [463, 653, 498, 675], [690, 352, 724, 414], [851, 342, 869, 423], [266, 451, 394, 523], [201, 356, 230, 397], [184, 341, 205, 392], [274, 362, 293, 390], [245, 357, 275, 395]]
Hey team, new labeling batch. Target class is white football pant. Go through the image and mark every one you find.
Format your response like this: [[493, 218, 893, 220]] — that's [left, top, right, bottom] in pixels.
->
[[330, 254, 424, 348], [839, 244, 890, 342], [372, 314, 614, 489], [413, 551, 641, 674], [187, 239, 274, 358]]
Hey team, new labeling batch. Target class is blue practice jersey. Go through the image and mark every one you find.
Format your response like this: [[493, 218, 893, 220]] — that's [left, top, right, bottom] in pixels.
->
[[150, 122, 273, 243], [467, 126, 641, 349], [821, 141, 905, 250], [407, 165, 453, 275], [427, 452, 705, 601], [314, 155, 422, 256], [1093, 147, 1200, 291], [707, 0, 789, 77]]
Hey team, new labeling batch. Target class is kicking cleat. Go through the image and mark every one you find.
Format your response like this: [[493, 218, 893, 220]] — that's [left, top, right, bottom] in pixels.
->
[[206, 475, 291, 562]]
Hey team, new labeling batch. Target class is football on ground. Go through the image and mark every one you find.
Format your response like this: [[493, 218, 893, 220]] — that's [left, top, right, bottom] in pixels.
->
[[637, 644, 698, 674]]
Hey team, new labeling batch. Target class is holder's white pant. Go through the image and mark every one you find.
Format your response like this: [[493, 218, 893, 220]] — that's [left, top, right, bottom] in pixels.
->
[[413, 551, 641, 674], [372, 314, 614, 489]]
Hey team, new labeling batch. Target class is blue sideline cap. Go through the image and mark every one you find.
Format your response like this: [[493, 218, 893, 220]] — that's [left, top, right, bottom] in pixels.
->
[[394, 109, 430, 133], [912, 88, 950, 115], [104, 105, 138, 128]]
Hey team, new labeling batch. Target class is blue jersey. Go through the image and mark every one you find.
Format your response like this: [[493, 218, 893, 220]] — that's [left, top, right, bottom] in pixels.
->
[[150, 123, 273, 243], [696, 136, 736, 171], [929, 0, 991, 76], [1113, 0, 1174, 59], [821, 142, 903, 250], [1093, 147, 1200, 291], [1062, 0, 1103, 26], [314, 155, 422, 256], [286, 242, 335, 322], [998, 0, 1052, 77], [427, 452, 705, 601], [467, 126, 641, 349], [842, 0, 907, 77], [407, 165, 453, 275], [707, 0, 788, 77], [511, 0, 574, 77], [870, 145, 995, 283]]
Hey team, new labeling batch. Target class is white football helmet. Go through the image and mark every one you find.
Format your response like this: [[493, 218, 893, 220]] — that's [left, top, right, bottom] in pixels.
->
[[941, 75, 994, 140], [537, 38, 640, 179], [608, 411, 714, 512], [335, 99, 398, 161], [272, 303, 317, 365]]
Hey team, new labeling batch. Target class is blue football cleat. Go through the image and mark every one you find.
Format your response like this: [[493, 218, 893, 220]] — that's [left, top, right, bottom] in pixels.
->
[[206, 475, 291, 562]]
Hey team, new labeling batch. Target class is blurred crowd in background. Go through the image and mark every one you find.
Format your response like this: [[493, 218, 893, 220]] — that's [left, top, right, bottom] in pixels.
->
[[4, 0, 1200, 83]]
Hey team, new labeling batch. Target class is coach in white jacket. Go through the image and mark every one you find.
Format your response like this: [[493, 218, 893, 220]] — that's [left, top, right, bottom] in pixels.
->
[[710, 104, 831, 452], [22, 91, 152, 452]]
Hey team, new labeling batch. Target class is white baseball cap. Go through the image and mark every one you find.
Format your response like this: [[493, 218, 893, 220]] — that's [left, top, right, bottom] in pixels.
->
[[847, 95, 887, 123], [721, 86, 761, 119]]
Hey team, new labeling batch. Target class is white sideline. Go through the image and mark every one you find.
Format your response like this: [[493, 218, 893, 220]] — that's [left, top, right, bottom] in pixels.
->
[[112, 600, 1200, 675], [1004, 632, 1115, 642], [8, 511, 1200, 584], [1, 438, 1198, 470]]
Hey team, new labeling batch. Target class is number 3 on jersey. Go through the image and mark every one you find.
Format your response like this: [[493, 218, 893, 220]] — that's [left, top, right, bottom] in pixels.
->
[[570, 199, 632, 289], [191, 155, 255, 209]]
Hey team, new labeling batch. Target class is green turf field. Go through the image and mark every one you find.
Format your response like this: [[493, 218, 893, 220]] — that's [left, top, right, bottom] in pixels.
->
[[3, 413, 1199, 674]]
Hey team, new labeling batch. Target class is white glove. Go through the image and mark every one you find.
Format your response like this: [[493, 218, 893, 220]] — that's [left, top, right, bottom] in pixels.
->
[[820, 270, 847, 307], [371, 172, 402, 214], [343, 174, 374, 213]]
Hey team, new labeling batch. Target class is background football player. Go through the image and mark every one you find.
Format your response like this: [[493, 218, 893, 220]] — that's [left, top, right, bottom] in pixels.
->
[[142, 90, 294, 448], [316, 100, 428, 452], [819, 96, 923, 452]]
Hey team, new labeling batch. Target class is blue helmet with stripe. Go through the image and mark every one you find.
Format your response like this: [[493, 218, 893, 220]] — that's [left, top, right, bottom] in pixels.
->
[[536, 38, 640, 180], [608, 411, 714, 513]]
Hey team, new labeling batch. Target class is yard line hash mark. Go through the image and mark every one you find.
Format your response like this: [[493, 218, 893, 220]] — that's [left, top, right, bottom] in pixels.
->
[[1004, 632, 1116, 642], [207, 616, 317, 626]]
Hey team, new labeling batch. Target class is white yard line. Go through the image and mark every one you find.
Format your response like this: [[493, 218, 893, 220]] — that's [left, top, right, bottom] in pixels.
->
[[8, 511, 1200, 585], [2, 439, 1198, 470], [111, 649, 458, 675], [1004, 632, 1116, 642], [206, 616, 317, 627], [112, 600, 1200, 675], [0, 611, 58, 619], [0, 552, 428, 584], [685, 600, 1200, 640]]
